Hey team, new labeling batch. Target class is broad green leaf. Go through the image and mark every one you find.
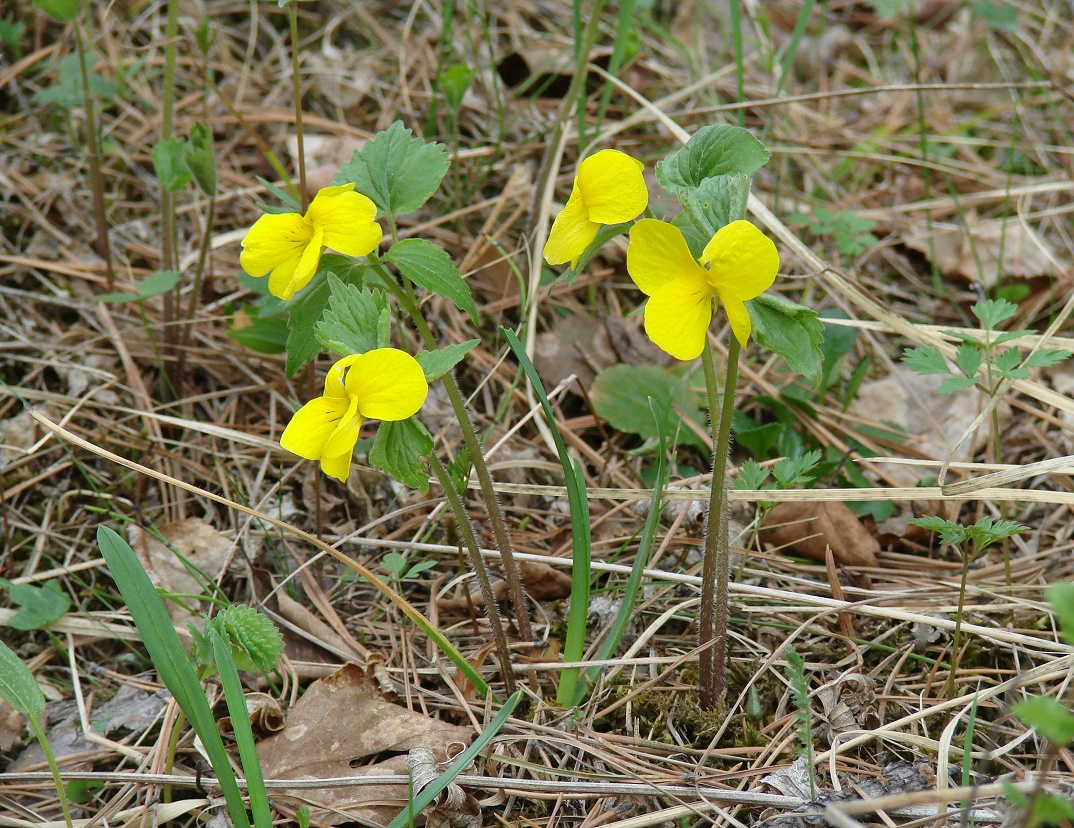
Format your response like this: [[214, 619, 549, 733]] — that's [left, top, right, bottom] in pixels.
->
[[1013, 695, 1074, 745], [1047, 582, 1074, 645], [2, 580, 70, 630], [315, 275, 384, 356], [386, 238, 478, 323], [32, 0, 81, 23], [938, 375, 979, 394], [746, 293, 824, 387], [285, 276, 334, 376], [678, 173, 751, 238], [334, 121, 449, 218], [96, 526, 251, 828], [415, 339, 479, 380], [818, 308, 858, 392], [184, 122, 216, 196], [439, 62, 475, 111], [0, 640, 46, 719], [909, 515, 966, 546], [153, 138, 193, 192], [970, 0, 1018, 31], [228, 315, 288, 354], [902, 346, 950, 376], [34, 53, 116, 109], [655, 125, 770, 194], [369, 417, 434, 492], [590, 364, 707, 451]]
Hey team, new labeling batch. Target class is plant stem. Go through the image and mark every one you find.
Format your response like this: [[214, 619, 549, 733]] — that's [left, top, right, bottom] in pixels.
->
[[160, 0, 180, 390], [32, 721, 74, 828], [698, 337, 740, 710], [427, 453, 516, 692], [288, 3, 308, 211], [72, 16, 114, 290], [946, 544, 971, 700]]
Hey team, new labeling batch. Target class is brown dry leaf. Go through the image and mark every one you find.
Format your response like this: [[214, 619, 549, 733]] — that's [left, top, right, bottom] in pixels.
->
[[815, 672, 878, 744], [219, 691, 284, 739], [129, 518, 233, 635], [762, 501, 879, 567], [519, 560, 573, 600], [0, 699, 24, 752], [534, 313, 671, 390], [257, 664, 474, 825], [904, 215, 1062, 287]]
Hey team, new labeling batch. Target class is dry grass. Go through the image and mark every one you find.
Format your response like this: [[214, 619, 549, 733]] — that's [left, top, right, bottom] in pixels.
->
[[2, 1, 1074, 826]]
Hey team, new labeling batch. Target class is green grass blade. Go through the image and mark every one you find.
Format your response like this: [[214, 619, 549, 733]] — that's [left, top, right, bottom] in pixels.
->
[[210, 629, 273, 828], [775, 0, 815, 98], [502, 328, 591, 707], [384, 689, 523, 828], [96, 526, 252, 828]]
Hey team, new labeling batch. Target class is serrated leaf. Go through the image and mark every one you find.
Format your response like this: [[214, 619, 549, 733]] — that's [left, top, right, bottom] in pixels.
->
[[655, 125, 770, 194], [369, 417, 433, 492], [1013, 695, 1074, 745], [333, 121, 449, 218], [733, 459, 771, 491], [4, 580, 70, 630], [902, 346, 950, 376], [909, 515, 967, 546], [746, 293, 824, 386], [184, 122, 216, 196], [678, 173, 752, 238], [1024, 348, 1072, 369], [1046, 582, 1074, 645], [991, 329, 1033, 346], [153, 138, 193, 192], [971, 298, 1017, 329], [285, 276, 334, 376], [201, 605, 284, 674], [590, 364, 707, 451], [315, 275, 384, 356], [953, 342, 983, 377], [938, 375, 980, 394], [386, 238, 478, 322], [228, 316, 288, 354], [415, 339, 479, 380], [32, 0, 80, 23], [0, 641, 45, 720], [991, 347, 1021, 374]]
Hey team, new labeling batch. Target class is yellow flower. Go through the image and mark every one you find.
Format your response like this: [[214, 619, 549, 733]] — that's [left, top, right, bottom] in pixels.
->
[[543, 149, 648, 268], [627, 218, 779, 361], [240, 183, 382, 300], [280, 348, 428, 482]]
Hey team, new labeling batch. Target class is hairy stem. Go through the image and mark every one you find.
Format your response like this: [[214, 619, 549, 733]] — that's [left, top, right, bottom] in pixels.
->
[[288, 4, 307, 211], [699, 337, 740, 710], [428, 453, 515, 692], [160, 0, 180, 389]]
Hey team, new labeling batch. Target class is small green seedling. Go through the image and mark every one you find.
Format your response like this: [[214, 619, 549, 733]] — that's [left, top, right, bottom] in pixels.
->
[[0, 578, 71, 630], [788, 207, 878, 261]]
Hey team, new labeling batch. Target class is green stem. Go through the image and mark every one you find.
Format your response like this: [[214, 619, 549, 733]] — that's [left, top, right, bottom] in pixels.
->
[[175, 193, 216, 388], [72, 16, 113, 290], [946, 545, 971, 700], [288, 4, 308, 211], [161, 708, 186, 805], [160, 0, 180, 391], [427, 453, 516, 692], [698, 337, 740, 710], [31, 721, 73, 828]]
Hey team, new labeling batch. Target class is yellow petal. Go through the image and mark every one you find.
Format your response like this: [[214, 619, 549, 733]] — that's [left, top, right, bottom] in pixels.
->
[[307, 185, 383, 257], [269, 227, 323, 300], [543, 185, 599, 267], [722, 297, 753, 348], [576, 149, 648, 225], [644, 275, 714, 361], [280, 395, 350, 460], [702, 220, 779, 303], [320, 451, 353, 482], [627, 219, 707, 296], [322, 396, 363, 459], [344, 348, 429, 421], [324, 354, 364, 398], [239, 212, 311, 278]]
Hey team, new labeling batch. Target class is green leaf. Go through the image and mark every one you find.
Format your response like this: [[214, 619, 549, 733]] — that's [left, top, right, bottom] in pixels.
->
[[1046, 582, 1074, 645], [590, 364, 707, 451], [733, 459, 771, 491], [32, 0, 81, 23], [153, 138, 193, 192], [255, 175, 301, 212], [746, 293, 824, 387], [938, 375, 980, 394], [228, 315, 289, 354], [439, 62, 475, 111], [1029, 794, 1074, 823], [415, 339, 479, 380], [99, 271, 181, 304], [96, 527, 252, 828], [285, 276, 334, 376], [972, 298, 1017, 330], [197, 605, 284, 674], [1024, 348, 1072, 369], [1013, 695, 1074, 745], [369, 418, 434, 492], [678, 173, 752, 238], [446, 445, 472, 495], [33, 53, 116, 109], [1, 580, 71, 630], [655, 125, 770, 194], [909, 515, 967, 546], [334, 121, 449, 218], [184, 122, 216, 196], [902, 346, 951, 376], [969, 0, 1018, 31], [953, 343, 983, 378], [65, 779, 105, 803], [386, 238, 478, 323], [315, 275, 385, 356], [819, 308, 858, 392], [558, 223, 631, 285], [772, 450, 822, 488], [0, 640, 46, 719]]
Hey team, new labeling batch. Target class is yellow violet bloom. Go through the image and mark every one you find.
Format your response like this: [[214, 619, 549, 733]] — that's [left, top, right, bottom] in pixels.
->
[[240, 183, 382, 300], [543, 149, 648, 268], [280, 348, 428, 483], [627, 218, 779, 361]]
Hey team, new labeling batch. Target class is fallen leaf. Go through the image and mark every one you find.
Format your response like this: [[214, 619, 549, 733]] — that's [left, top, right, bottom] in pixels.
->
[[815, 671, 878, 744], [762, 501, 879, 567], [219, 691, 284, 739], [257, 664, 474, 825], [535, 313, 671, 390], [0, 699, 24, 752]]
